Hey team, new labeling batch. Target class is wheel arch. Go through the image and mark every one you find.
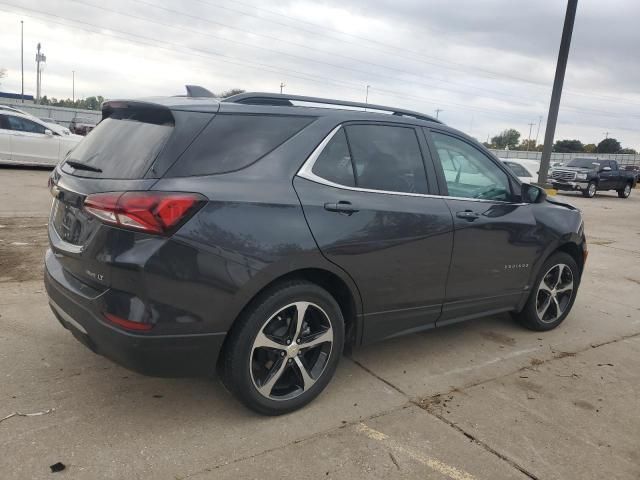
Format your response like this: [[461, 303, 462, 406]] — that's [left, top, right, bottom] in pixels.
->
[[217, 266, 363, 367], [517, 239, 584, 312]]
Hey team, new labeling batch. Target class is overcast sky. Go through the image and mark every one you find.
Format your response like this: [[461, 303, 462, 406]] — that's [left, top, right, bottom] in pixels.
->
[[0, 0, 638, 148]]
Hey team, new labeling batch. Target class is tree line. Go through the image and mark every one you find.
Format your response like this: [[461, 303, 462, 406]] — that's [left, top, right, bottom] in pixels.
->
[[37, 88, 246, 111], [483, 128, 637, 154]]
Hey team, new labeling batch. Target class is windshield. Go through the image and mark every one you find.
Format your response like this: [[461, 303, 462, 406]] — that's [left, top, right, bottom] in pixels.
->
[[566, 158, 600, 168]]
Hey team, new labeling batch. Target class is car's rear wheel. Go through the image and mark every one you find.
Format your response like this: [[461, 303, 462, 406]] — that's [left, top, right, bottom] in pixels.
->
[[617, 183, 632, 198], [582, 181, 597, 198], [221, 281, 344, 415], [513, 252, 579, 331]]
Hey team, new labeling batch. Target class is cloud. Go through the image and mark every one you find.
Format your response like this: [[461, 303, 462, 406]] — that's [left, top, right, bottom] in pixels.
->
[[0, 0, 637, 148]]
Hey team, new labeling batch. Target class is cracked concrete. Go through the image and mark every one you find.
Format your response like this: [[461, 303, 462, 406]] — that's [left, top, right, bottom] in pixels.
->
[[1, 168, 639, 479]]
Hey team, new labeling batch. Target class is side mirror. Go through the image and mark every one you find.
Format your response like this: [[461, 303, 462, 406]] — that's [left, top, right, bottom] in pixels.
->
[[45, 129, 53, 136], [601, 166, 612, 172], [521, 183, 547, 204]]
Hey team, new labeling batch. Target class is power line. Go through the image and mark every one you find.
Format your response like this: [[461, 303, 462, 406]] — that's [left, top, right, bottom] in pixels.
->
[[212, 0, 640, 107], [0, 3, 535, 124], [126, 0, 543, 108], [2, 2, 635, 127], [84, 0, 639, 120]]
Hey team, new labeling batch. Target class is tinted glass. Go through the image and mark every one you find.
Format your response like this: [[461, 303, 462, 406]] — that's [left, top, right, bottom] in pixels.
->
[[566, 158, 600, 168], [432, 132, 512, 201], [6, 115, 46, 134], [504, 162, 530, 177], [0, 114, 9, 130], [64, 114, 173, 178], [312, 129, 355, 186], [169, 114, 314, 177], [344, 124, 428, 194]]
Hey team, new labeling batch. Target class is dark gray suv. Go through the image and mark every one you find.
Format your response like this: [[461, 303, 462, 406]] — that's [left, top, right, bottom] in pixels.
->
[[45, 88, 587, 414]]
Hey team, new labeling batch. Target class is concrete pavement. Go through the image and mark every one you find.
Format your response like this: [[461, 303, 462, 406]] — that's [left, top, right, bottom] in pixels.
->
[[1, 167, 638, 479]]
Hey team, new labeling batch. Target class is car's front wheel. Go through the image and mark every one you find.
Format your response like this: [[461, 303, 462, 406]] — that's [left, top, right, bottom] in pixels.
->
[[222, 281, 344, 415], [582, 181, 597, 198], [513, 252, 579, 331]]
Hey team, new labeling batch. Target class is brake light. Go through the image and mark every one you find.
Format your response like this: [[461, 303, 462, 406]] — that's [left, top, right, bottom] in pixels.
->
[[84, 191, 205, 234], [104, 313, 153, 332]]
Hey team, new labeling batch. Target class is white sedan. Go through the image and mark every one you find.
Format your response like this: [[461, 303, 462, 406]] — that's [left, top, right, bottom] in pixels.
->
[[501, 158, 540, 183], [0, 111, 83, 167]]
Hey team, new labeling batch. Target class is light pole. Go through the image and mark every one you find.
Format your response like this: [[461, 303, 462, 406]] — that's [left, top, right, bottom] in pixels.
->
[[365, 85, 370, 104], [20, 20, 24, 103], [538, 0, 578, 185], [279, 82, 286, 94], [435, 108, 443, 119], [35, 42, 46, 104], [526, 122, 535, 152], [72, 70, 75, 103]]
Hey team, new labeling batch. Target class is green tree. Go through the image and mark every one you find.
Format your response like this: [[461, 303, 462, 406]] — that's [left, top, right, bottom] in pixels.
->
[[618, 148, 637, 154], [491, 129, 521, 149], [596, 138, 622, 153], [583, 143, 597, 153], [517, 139, 538, 151], [553, 139, 583, 153], [217, 88, 245, 98]]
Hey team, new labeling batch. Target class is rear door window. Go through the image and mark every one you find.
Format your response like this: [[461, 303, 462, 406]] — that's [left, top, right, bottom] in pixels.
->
[[344, 124, 428, 194], [62, 108, 174, 179], [167, 114, 314, 177]]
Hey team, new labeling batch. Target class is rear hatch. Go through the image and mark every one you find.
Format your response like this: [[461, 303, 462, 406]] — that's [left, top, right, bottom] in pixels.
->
[[48, 101, 208, 289]]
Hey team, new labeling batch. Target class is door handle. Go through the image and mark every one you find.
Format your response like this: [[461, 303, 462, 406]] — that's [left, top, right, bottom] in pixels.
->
[[324, 201, 359, 215], [456, 210, 480, 221]]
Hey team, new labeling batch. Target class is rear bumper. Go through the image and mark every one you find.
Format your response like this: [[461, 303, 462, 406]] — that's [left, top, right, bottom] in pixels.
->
[[45, 251, 226, 377]]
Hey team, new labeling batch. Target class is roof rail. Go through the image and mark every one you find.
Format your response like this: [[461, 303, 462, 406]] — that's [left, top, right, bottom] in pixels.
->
[[223, 92, 442, 123]]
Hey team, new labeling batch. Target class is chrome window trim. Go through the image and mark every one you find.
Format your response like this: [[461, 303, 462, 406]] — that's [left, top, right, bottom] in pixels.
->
[[296, 125, 524, 205]]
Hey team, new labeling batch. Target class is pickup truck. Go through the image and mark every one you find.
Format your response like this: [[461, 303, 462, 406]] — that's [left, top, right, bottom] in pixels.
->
[[550, 158, 637, 198]]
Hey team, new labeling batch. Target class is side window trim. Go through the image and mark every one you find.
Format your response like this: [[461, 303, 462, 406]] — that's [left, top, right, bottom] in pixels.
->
[[424, 127, 521, 202]]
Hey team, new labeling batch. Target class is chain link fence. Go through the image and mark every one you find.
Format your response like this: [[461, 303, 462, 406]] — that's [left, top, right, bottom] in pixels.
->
[[490, 149, 640, 166]]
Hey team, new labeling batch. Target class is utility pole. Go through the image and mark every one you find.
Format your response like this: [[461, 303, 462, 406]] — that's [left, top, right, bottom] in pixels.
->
[[538, 0, 578, 185], [526, 122, 535, 151], [20, 20, 24, 103], [435, 108, 443, 119], [72, 70, 75, 103], [602, 131, 610, 139], [365, 84, 370, 105], [279, 82, 286, 94], [534, 115, 542, 146], [35, 42, 46, 104]]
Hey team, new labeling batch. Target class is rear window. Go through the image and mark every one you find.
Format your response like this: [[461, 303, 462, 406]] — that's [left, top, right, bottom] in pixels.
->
[[62, 108, 174, 179], [166, 114, 314, 177]]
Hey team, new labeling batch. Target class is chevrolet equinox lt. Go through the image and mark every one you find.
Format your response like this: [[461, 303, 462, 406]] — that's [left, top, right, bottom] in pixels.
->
[[45, 89, 587, 415]]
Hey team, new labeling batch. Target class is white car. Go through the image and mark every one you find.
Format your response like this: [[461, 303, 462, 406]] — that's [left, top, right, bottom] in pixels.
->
[[501, 158, 540, 184], [0, 111, 83, 166]]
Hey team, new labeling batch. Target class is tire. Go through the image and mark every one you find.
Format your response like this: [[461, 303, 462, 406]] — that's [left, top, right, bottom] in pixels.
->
[[513, 252, 579, 331], [617, 182, 632, 198], [221, 280, 344, 415], [582, 181, 597, 198]]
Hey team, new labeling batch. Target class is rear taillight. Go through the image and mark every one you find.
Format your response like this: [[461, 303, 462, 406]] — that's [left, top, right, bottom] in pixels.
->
[[104, 313, 153, 332], [84, 191, 206, 234]]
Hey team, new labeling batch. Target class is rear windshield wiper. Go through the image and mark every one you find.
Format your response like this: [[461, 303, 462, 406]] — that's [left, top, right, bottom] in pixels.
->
[[65, 160, 103, 173]]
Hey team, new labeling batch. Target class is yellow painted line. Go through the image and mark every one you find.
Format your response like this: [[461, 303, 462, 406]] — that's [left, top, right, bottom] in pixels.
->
[[357, 423, 476, 480], [545, 188, 558, 196]]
